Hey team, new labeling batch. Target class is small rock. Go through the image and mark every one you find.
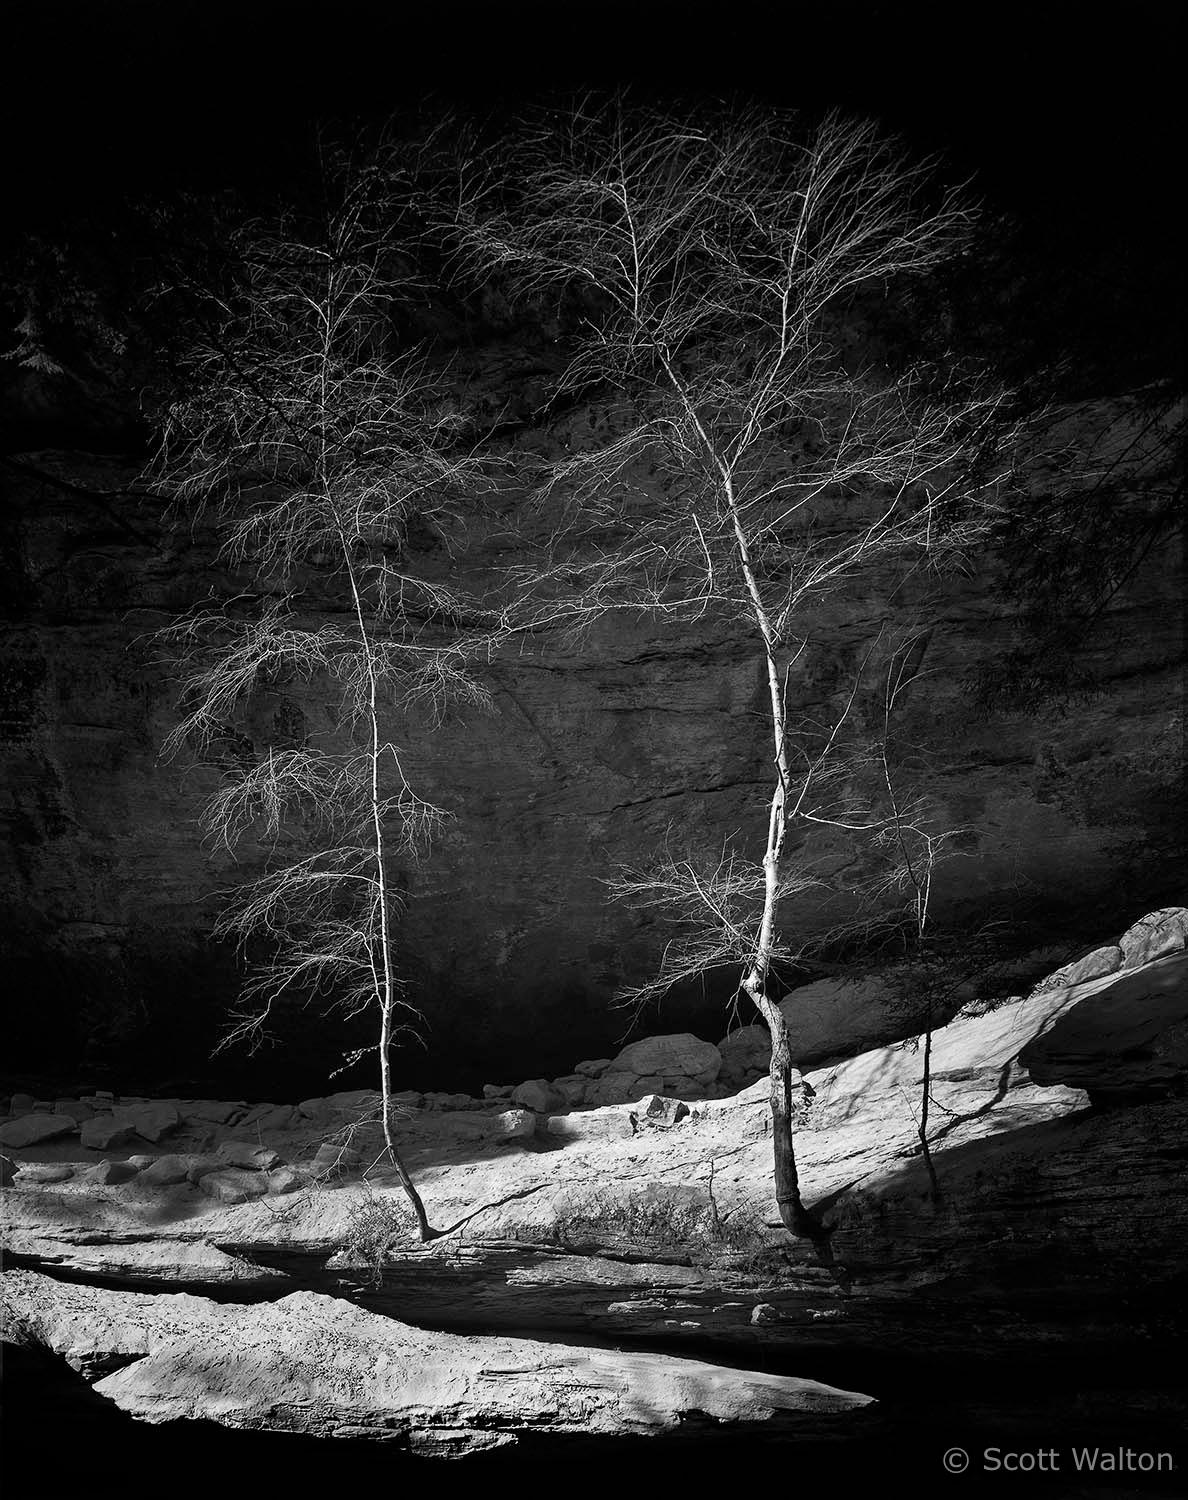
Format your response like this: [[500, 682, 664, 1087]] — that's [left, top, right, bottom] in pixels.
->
[[89, 1159, 140, 1186], [16, 1163, 75, 1184], [634, 1094, 690, 1127], [81, 1116, 137, 1151], [493, 1109, 537, 1139], [140, 1155, 191, 1186], [200, 1169, 268, 1204], [0, 1155, 15, 1186], [574, 1059, 613, 1078], [127, 1155, 156, 1169], [266, 1167, 306, 1196], [511, 1079, 566, 1113], [0, 1114, 78, 1148], [9, 1093, 35, 1117], [482, 1084, 514, 1100]]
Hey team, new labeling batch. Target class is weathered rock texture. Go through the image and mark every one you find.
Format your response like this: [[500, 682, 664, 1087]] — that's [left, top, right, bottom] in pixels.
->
[[0, 1269, 873, 1456], [1, 403, 1184, 1086]]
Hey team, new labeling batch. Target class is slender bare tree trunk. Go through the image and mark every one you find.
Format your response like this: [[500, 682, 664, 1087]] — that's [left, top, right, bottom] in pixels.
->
[[720, 471, 823, 1237], [340, 535, 438, 1242]]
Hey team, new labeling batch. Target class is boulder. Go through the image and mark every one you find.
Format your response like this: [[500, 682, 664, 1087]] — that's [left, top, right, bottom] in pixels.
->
[[589, 1071, 644, 1106], [140, 1156, 191, 1187], [1032, 946, 1123, 994], [1119, 908, 1188, 969], [266, 1167, 306, 1196], [552, 1077, 590, 1107], [199, 1169, 268, 1204], [9, 1093, 35, 1117], [633, 1094, 689, 1127], [482, 1084, 514, 1100], [574, 1058, 613, 1078], [55, 1098, 94, 1120], [778, 975, 903, 1065], [80, 1116, 137, 1151], [184, 1101, 245, 1126], [89, 1159, 140, 1186], [0, 1154, 15, 1186], [16, 1163, 75, 1184], [1018, 951, 1188, 1104], [0, 1114, 77, 1148], [659, 1072, 710, 1098], [126, 1103, 182, 1144], [236, 1103, 275, 1127], [511, 1079, 566, 1113], [392, 1091, 424, 1110], [611, 1033, 721, 1082], [186, 1158, 223, 1183], [216, 1141, 282, 1171], [492, 1109, 537, 1139], [717, 1024, 772, 1087]]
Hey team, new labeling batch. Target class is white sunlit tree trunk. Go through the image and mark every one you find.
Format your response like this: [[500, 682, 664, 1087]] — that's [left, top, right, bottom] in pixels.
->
[[457, 100, 1018, 1238], [157, 155, 495, 1241]]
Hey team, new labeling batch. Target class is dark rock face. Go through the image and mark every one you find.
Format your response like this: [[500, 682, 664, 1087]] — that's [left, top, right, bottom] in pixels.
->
[[1, 421, 1184, 1091]]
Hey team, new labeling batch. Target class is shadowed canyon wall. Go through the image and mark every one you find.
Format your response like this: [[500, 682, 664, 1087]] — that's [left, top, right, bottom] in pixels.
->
[[1, 395, 1183, 1094]]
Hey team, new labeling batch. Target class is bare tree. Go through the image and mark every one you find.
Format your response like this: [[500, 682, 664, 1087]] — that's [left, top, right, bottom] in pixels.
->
[[157, 152, 496, 1241], [457, 99, 1018, 1237]]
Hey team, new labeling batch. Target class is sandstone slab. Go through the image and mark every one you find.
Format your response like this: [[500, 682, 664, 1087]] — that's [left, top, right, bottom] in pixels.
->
[[1018, 951, 1188, 1103], [1119, 907, 1188, 969], [15, 1163, 75, 1184], [80, 1116, 137, 1151], [1, 1269, 873, 1454], [0, 1114, 77, 1148], [184, 1100, 245, 1125], [1032, 945, 1123, 993]]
